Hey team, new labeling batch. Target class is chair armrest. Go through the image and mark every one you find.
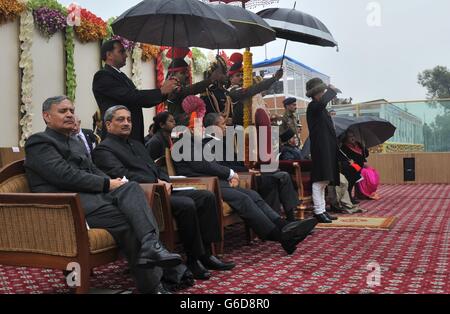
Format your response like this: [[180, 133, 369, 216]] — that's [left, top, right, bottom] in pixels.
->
[[171, 177, 217, 192], [0, 193, 87, 257], [237, 172, 257, 190], [139, 183, 174, 236]]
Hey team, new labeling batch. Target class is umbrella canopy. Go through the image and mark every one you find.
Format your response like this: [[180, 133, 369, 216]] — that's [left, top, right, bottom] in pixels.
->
[[333, 116, 397, 148], [257, 7, 338, 47], [112, 0, 237, 49], [210, 3, 276, 48], [300, 116, 396, 157]]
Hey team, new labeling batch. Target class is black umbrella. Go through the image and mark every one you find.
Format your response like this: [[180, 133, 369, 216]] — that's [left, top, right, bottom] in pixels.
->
[[300, 116, 396, 157], [257, 5, 338, 66], [333, 116, 397, 149], [257, 7, 338, 47], [209, 3, 276, 48], [112, 0, 237, 49]]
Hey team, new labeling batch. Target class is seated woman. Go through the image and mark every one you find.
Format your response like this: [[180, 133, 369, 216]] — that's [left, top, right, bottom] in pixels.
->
[[146, 112, 176, 162], [340, 130, 380, 202]]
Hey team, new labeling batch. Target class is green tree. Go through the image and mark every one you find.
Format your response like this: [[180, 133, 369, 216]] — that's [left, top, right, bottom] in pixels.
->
[[418, 66, 450, 151], [418, 65, 450, 110]]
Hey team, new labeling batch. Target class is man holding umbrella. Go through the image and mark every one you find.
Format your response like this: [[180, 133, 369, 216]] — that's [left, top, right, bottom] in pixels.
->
[[228, 52, 283, 126], [92, 40, 179, 143], [165, 48, 226, 126], [306, 78, 340, 224]]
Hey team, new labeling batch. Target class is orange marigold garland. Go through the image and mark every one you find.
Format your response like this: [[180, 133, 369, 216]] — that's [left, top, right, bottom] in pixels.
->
[[141, 43, 160, 62], [0, 0, 26, 24], [155, 47, 167, 113], [74, 8, 107, 43]]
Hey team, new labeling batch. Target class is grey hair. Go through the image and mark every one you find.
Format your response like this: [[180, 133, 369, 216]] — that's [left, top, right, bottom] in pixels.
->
[[42, 95, 69, 113], [204, 113, 222, 128], [104, 105, 130, 122]]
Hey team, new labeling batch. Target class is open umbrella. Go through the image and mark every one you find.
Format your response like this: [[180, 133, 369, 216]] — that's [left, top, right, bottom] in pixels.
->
[[112, 0, 236, 49], [257, 7, 338, 47], [257, 5, 338, 65], [209, 3, 276, 48], [300, 116, 396, 157], [333, 116, 397, 149], [202, 1, 279, 9]]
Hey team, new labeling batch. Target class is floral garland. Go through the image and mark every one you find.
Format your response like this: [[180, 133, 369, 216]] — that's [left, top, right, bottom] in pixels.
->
[[191, 48, 208, 75], [0, 0, 26, 25], [28, 0, 68, 38], [18, 9, 34, 147], [243, 49, 253, 166], [65, 26, 76, 101], [156, 47, 166, 113], [131, 44, 143, 89], [141, 43, 160, 62], [74, 8, 107, 43], [243, 49, 253, 129], [32, 7, 66, 38]]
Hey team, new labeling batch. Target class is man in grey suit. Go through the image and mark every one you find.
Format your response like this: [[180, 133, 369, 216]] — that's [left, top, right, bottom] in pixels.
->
[[24, 96, 182, 294]]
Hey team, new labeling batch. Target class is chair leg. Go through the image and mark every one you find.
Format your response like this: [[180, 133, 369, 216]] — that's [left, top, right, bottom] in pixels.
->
[[245, 224, 256, 244]]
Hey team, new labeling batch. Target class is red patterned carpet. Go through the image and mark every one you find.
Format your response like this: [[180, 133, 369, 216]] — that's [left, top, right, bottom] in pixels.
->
[[0, 184, 448, 294]]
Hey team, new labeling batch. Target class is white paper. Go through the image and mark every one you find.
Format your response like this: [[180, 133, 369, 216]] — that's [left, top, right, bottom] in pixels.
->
[[173, 187, 196, 192], [170, 176, 187, 179], [12, 147, 20, 153]]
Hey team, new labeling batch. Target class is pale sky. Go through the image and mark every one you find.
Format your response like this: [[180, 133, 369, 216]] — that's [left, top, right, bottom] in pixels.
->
[[60, 0, 450, 102]]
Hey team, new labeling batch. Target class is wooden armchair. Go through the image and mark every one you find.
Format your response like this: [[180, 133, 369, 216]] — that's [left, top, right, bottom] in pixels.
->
[[277, 160, 313, 219], [164, 148, 257, 254], [0, 147, 25, 169], [0, 160, 172, 294], [254, 109, 313, 219]]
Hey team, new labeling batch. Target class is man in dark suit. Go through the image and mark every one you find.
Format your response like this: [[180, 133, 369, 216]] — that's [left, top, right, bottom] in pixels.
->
[[24, 96, 182, 294], [173, 125, 318, 255], [72, 117, 99, 155], [92, 40, 178, 143], [306, 78, 340, 224], [203, 113, 300, 222], [92, 106, 235, 280]]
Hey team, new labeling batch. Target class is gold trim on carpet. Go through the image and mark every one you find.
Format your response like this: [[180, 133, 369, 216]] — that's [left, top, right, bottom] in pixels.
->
[[316, 216, 397, 230]]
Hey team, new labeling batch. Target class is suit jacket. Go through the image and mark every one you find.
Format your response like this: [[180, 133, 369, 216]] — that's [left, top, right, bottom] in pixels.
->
[[306, 89, 340, 185], [92, 64, 165, 143], [174, 136, 232, 181], [82, 128, 99, 153], [92, 133, 170, 184], [24, 128, 111, 215], [146, 130, 171, 162], [211, 136, 248, 172]]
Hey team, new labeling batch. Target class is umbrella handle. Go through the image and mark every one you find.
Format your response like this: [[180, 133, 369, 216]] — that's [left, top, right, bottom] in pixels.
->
[[279, 2, 296, 70]]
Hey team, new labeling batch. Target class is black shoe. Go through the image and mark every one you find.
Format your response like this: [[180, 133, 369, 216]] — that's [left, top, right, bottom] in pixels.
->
[[138, 234, 183, 269], [156, 283, 172, 294], [200, 255, 236, 271], [324, 212, 338, 221], [280, 218, 318, 255], [314, 213, 332, 224], [280, 218, 318, 242], [285, 210, 296, 222], [187, 260, 211, 280]]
